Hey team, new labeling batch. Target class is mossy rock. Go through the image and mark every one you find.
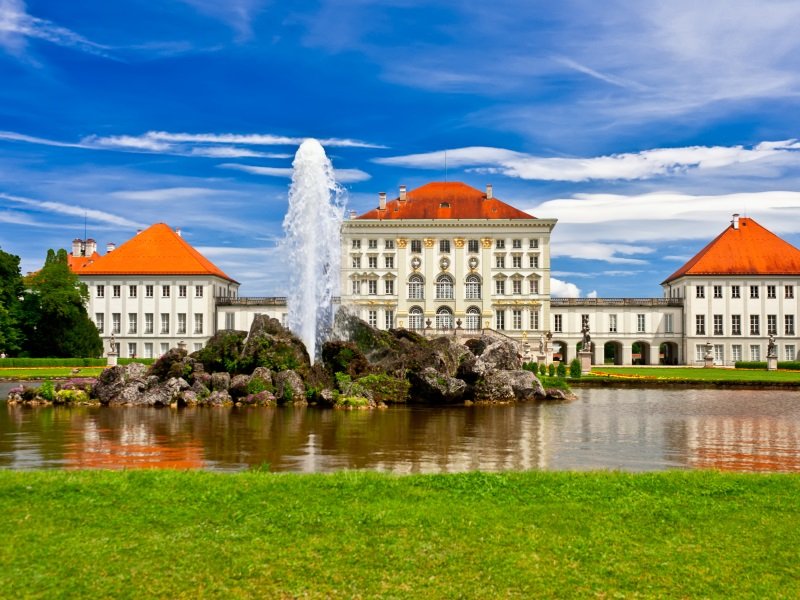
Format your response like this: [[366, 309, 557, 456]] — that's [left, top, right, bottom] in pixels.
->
[[355, 373, 410, 403], [321, 341, 370, 377], [192, 330, 248, 374]]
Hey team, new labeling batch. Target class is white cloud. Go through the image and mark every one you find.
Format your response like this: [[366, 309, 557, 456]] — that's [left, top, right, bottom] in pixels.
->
[[586, 290, 598, 299], [374, 140, 800, 182], [178, 0, 267, 39], [0, 192, 145, 228], [220, 163, 371, 183], [550, 242, 653, 264], [114, 131, 386, 149], [550, 277, 581, 298], [110, 187, 238, 202]]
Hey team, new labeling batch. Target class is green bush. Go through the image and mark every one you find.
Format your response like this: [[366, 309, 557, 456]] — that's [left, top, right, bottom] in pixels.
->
[[548, 363, 555, 377], [735, 361, 800, 370], [569, 358, 582, 379], [54, 389, 89, 404], [540, 376, 571, 391], [356, 373, 410, 403], [538, 363, 546, 377], [246, 377, 271, 395], [334, 395, 372, 408], [556, 362, 567, 378], [38, 380, 55, 401]]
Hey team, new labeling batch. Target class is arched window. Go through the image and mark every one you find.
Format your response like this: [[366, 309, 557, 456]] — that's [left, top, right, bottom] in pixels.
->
[[436, 306, 453, 330], [408, 306, 424, 330], [465, 274, 481, 299], [466, 306, 481, 331], [435, 274, 454, 300], [408, 274, 424, 300]]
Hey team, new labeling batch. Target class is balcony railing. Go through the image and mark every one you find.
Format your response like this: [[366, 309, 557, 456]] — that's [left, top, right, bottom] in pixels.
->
[[551, 297, 684, 307]]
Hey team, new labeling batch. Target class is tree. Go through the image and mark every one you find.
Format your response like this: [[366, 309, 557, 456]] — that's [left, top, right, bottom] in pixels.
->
[[21, 248, 103, 358], [0, 247, 24, 356]]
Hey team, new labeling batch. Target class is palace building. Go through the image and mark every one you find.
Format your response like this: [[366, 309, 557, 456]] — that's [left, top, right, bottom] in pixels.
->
[[68, 183, 800, 366]]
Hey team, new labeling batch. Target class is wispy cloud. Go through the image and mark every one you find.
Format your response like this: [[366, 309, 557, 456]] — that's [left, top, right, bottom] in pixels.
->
[[110, 187, 241, 202], [220, 162, 371, 183], [0, 192, 144, 228], [178, 0, 268, 40], [0, 0, 112, 59], [375, 140, 800, 182]]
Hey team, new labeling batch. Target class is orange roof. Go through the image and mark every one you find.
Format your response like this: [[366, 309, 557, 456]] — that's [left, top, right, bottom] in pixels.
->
[[356, 182, 536, 220], [663, 217, 800, 283], [76, 223, 237, 282], [68, 251, 100, 272]]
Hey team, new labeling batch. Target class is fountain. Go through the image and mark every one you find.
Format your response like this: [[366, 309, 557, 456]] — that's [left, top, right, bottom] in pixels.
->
[[283, 139, 344, 360]]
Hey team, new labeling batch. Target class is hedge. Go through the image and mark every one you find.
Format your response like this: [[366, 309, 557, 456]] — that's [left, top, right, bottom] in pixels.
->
[[0, 358, 154, 368], [734, 361, 800, 370]]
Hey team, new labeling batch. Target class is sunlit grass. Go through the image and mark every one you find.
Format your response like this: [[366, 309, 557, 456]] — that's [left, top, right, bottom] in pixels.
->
[[588, 366, 800, 383], [0, 367, 105, 380]]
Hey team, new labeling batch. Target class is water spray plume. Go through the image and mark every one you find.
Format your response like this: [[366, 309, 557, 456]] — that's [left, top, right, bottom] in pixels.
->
[[283, 139, 344, 360]]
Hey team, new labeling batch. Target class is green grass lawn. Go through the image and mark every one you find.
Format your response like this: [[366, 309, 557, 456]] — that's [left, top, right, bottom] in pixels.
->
[[588, 366, 800, 383], [0, 470, 797, 598], [0, 367, 105, 380]]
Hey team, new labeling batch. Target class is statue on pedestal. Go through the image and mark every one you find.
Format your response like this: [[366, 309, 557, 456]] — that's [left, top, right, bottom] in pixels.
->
[[581, 323, 592, 353], [768, 333, 777, 358]]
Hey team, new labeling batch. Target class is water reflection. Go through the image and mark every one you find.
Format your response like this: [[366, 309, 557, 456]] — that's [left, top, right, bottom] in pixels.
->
[[1, 387, 799, 473]]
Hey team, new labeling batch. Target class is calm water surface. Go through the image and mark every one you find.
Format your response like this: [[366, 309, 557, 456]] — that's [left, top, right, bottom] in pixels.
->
[[1, 383, 799, 473]]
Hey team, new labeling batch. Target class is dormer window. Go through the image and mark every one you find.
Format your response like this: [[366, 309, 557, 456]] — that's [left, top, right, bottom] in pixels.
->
[[439, 202, 450, 208]]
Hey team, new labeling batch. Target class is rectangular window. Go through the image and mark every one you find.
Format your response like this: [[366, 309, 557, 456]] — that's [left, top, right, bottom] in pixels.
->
[[609, 314, 617, 333], [128, 313, 137, 334], [696, 286, 705, 299], [113, 285, 121, 298], [194, 313, 203, 334], [512, 280, 522, 295], [529, 238, 539, 249], [385, 310, 394, 330], [713, 314, 723, 335], [665, 314, 674, 333], [786, 345, 796, 361], [529, 279, 539, 294], [495, 310, 505, 330], [96, 284, 105, 298], [750, 345, 761, 362], [786, 315, 795, 335], [750, 315, 760, 335], [160, 343, 169, 355], [732, 345, 742, 362], [785, 285, 794, 299], [512, 239, 522, 249], [439, 240, 450, 253], [162, 285, 170, 298], [179, 285, 187, 298], [129, 285, 137, 298], [128, 343, 137, 358], [581, 314, 589, 329], [495, 256, 505, 268], [160, 313, 169, 334], [368, 280, 377, 295], [529, 255, 539, 269], [384, 256, 394, 269], [225, 312, 235, 329], [495, 280, 505, 295], [145, 313, 153, 334], [144, 343, 153, 359], [351, 280, 360, 295], [496, 240, 505, 249], [695, 315, 705, 335], [767, 285, 776, 299], [637, 314, 646, 333], [384, 279, 394, 295], [384, 239, 394, 249], [368, 239, 378, 249], [531, 309, 539, 330], [767, 314, 777, 335], [195, 285, 203, 298], [554, 314, 563, 333], [731, 315, 742, 335], [713, 285, 722, 298], [731, 285, 740, 299], [750, 285, 759, 299], [368, 256, 378, 269], [145, 285, 154, 298], [411, 239, 422, 253], [95, 313, 104, 333], [352, 256, 361, 268], [177, 313, 186, 334], [714, 345, 724, 365], [696, 345, 706, 362], [368, 310, 377, 327], [512, 310, 522, 330], [468, 239, 479, 253], [352, 239, 361, 249], [512, 255, 522, 269]]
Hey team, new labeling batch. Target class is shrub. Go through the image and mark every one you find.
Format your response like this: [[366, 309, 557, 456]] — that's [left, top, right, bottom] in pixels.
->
[[538, 363, 546, 377], [54, 389, 89, 404], [734, 361, 767, 369], [38, 380, 55, 402], [556, 362, 567, 378], [334, 372, 370, 399], [356, 373, 410, 403], [334, 395, 372, 408], [246, 377, 271, 395], [569, 358, 582, 378], [540, 376, 571, 391], [548, 363, 556, 377]]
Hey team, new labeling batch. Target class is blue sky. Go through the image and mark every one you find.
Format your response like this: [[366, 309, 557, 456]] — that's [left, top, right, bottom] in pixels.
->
[[3, 0, 800, 297]]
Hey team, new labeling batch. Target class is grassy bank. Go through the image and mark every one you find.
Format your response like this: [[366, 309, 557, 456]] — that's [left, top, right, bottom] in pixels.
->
[[0, 367, 105, 380], [582, 366, 800, 386], [0, 470, 798, 598]]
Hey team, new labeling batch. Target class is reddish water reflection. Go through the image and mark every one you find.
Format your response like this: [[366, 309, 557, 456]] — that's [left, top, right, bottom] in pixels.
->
[[1, 387, 799, 472]]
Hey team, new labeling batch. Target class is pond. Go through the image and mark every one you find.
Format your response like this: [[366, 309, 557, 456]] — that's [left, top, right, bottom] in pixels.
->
[[1, 384, 799, 473]]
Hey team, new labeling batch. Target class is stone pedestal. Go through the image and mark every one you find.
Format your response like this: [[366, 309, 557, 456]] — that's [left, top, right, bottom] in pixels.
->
[[107, 351, 118, 367], [578, 351, 592, 375], [537, 354, 546, 367], [703, 355, 714, 368], [767, 355, 778, 371]]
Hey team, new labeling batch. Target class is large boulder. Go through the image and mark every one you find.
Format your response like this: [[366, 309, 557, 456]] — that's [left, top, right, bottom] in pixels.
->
[[474, 336, 522, 372], [273, 370, 306, 404], [148, 348, 197, 382], [408, 367, 467, 403], [229, 374, 251, 398], [192, 329, 248, 374], [238, 316, 311, 376], [321, 340, 371, 377], [210, 372, 231, 392], [474, 370, 544, 402], [93, 363, 149, 404]]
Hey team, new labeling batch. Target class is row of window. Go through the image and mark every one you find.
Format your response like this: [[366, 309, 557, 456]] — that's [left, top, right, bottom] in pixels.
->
[[695, 314, 795, 336], [350, 254, 542, 270], [696, 284, 794, 300], [351, 275, 541, 298], [553, 313, 671, 334], [403, 306, 540, 331], [96, 284, 205, 299], [352, 238, 541, 253], [696, 344, 797, 363], [96, 312, 204, 335], [111, 341, 205, 359]]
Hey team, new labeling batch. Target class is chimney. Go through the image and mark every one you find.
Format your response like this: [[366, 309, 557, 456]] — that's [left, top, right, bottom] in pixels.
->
[[136, 229, 142, 235], [732, 214, 740, 230], [72, 238, 82, 256], [486, 184, 493, 199], [399, 185, 407, 202], [85, 238, 97, 255], [379, 192, 387, 210], [106, 242, 116, 253], [349, 210, 357, 220], [175, 228, 182, 237]]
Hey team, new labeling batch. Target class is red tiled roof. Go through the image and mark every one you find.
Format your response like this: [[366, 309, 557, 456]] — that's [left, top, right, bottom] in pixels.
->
[[663, 217, 800, 283], [76, 223, 237, 282], [356, 182, 536, 220], [68, 251, 100, 272]]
